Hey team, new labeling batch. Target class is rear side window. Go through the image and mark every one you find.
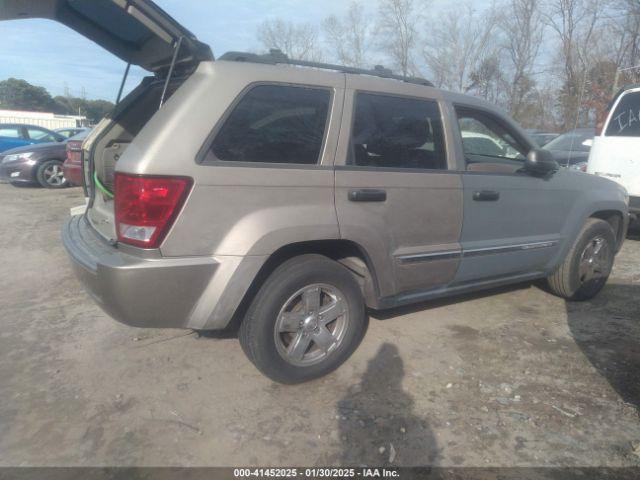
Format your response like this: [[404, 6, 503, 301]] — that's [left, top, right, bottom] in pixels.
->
[[605, 91, 640, 137], [209, 85, 331, 165], [349, 93, 447, 169], [0, 127, 20, 138]]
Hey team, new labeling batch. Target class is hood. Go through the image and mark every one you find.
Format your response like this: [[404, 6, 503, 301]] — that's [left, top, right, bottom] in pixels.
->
[[0, 0, 213, 73], [0, 141, 66, 156], [548, 150, 589, 165]]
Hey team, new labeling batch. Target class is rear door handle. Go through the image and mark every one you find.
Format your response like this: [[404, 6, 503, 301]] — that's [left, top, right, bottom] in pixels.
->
[[473, 190, 500, 201], [348, 189, 387, 202]]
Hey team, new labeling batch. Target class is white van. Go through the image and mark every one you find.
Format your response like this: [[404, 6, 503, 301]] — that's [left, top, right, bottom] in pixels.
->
[[588, 85, 640, 225]]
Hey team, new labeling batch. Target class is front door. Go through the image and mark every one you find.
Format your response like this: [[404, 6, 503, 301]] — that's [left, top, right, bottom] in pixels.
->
[[452, 106, 576, 284], [335, 86, 463, 301]]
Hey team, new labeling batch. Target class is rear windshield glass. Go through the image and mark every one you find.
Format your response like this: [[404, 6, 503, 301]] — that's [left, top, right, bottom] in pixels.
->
[[68, 0, 154, 46], [605, 91, 640, 137]]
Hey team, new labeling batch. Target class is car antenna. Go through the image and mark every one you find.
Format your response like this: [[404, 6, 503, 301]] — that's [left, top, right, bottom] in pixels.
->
[[115, 63, 131, 105], [159, 36, 184, 109]]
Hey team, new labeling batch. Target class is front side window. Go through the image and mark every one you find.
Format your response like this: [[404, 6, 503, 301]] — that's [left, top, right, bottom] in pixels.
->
[[209, 85, 331, 165], [605, 91, 640, 137], [349, 93, 447, 170], [27, 128, 56, 142], [456, 107, 527, 167]]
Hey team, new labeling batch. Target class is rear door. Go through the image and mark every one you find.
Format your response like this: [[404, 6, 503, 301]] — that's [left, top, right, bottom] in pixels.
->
[[589, 88, 640, 198], [0, 0, 212, 72], [452, 105, 576, 283], [334, 78, 463, 301]]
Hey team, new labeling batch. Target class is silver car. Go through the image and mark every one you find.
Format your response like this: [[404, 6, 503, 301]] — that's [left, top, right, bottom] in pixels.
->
[[4, 0, 629, 384]]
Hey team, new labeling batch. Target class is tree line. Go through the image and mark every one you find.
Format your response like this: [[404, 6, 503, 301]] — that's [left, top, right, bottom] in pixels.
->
[[0, 78, 114, 124], [256, 0, 640, 132]]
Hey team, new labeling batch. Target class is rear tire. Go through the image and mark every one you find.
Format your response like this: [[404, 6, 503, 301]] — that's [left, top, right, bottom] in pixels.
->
[[36, 160, 67, 189], [239, 254, 367, 384], [547, 219, 616, 301]]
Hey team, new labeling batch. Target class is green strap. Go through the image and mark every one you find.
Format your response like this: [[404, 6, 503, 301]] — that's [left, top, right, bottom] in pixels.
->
[[93, 171, 114, 198]]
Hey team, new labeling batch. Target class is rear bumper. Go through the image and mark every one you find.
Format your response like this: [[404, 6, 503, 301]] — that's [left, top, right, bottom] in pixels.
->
[[62, 215, 265, 330], [63, 162, 83, 186], [629, 196, 640, 215]]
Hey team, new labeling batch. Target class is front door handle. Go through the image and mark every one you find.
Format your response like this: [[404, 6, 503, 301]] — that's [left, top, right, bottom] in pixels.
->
[[348, 189, 387, 202], [473, 190, 500, 201]]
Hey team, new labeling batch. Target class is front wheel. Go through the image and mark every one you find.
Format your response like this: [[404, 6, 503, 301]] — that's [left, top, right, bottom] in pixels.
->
[[36, 160, 67, 188], [239, 254, 367, 384], [547, 218, 616, 301]]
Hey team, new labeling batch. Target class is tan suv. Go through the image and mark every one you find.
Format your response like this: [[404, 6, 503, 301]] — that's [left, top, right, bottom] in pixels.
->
[[5, 0, 629, 383]]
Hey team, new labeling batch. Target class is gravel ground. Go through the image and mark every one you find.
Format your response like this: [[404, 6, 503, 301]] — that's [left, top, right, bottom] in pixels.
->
[[0, 183, 638, 467]]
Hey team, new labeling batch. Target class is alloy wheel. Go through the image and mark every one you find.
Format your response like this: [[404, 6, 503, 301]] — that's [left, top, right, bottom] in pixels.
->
[[43, 164, 65, 186], [578, 236, 612, 284], [274, 283, 349, 367]]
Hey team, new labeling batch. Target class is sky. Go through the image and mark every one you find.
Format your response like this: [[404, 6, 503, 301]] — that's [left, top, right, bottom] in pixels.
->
[[0, 0, 466, 102], [0, 0, 361, 101]]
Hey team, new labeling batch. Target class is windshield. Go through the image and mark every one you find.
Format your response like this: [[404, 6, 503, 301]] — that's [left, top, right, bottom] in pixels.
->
[[545, 130, 593, 152], [605, 91, 640, 137]]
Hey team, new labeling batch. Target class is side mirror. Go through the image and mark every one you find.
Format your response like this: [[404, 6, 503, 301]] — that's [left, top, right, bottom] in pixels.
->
[[582, 138, 593, 148], [525, 149, 559, 175]]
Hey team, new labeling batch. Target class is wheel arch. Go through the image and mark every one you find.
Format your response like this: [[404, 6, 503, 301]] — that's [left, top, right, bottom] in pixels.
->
[[222, 239, 380, 334], [589, 209, 626, 251]]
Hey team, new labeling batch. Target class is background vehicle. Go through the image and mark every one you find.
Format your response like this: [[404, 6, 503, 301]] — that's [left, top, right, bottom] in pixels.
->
[[0, 123, 65, 153], [528, 131, 559, 147], [544, 128, 595, 171], [461, 131, 514, 158], [62, 129, 91, 187], [55, 127, 88, 139], [588, 85, 640, 227], [6, 0, 627, 384], [0, 135, 72, 188]]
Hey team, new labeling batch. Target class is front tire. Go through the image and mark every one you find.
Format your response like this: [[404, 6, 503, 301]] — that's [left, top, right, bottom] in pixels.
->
[[36, 160, 67, 189], [547, 219, 616, 301], [239, 254, 367, 384]]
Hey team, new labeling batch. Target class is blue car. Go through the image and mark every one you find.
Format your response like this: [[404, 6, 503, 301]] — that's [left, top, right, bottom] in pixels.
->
[[0, 124, 65, 153]]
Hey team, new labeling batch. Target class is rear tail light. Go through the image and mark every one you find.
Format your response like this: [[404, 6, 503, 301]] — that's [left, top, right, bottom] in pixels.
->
[[114, 174, 192, 249], [67, 140, 83, 151], [66, 141, 83, 164]]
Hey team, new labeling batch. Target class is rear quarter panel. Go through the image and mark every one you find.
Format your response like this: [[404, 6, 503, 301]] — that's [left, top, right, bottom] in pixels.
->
[[114, 61, 345, 258]]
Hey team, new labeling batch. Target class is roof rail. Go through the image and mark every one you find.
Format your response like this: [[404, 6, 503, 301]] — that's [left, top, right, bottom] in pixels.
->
[[218, 49, 434, 87]]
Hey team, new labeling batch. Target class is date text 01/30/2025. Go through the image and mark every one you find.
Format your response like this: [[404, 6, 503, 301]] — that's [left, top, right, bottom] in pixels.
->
[[233, 468, 400, 478]]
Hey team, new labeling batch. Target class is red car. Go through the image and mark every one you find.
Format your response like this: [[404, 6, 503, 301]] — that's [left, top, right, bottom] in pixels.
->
[[62, 130, 90, 187]]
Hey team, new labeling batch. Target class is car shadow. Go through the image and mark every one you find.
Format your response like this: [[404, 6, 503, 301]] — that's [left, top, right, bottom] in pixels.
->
[[336, 342, 438, 466], [198, 282, 533, 337], [7, 182, 39, 188], [565, 284, 640, 413]]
